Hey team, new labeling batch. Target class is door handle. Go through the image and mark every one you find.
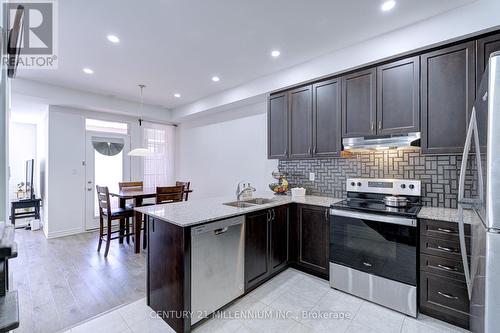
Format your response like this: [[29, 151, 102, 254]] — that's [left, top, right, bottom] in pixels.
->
[[437, 264, 458, 271], [437, 291, 459, 300], [436, 245, 457, 253], [437, 228, 455, 234], [214, 227, 228, 235]]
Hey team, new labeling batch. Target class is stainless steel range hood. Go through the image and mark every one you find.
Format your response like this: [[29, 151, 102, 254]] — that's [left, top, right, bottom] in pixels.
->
[[342, 132, 421, 151]]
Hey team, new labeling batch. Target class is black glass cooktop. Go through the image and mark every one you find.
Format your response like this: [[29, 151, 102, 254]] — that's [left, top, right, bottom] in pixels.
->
[[331, 198, 422, 218]]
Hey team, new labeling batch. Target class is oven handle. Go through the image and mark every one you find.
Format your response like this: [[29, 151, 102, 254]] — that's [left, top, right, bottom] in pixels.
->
[[329, 209, 417, 227]]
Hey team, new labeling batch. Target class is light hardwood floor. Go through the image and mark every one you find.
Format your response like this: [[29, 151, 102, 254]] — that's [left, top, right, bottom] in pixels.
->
[[10, 228, 146, 333]]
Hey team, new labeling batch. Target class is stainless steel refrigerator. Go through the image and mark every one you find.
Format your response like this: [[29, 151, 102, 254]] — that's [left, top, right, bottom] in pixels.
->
[[458, 51, 500, 333]]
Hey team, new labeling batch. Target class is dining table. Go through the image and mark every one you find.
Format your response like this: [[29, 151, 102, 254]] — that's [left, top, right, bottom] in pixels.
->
[[109, 187, 193, 253]]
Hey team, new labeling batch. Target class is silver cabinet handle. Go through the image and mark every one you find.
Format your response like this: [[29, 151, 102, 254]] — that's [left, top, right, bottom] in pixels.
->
[[266, 210, 271, 222], [437, 245, 456, 253], [308, 146, 312, 155], [313, 146, 317, 155], [378, 121, 382, 130], [324, 209, 329, 221], [363, 262, 372, 267], [214, 227, 228, 235], [483, 92, 488, 102], [437, 228, 455, 234], [271, 209, 276, 221], [437, 264, 458, 271], [371, 122, 375, 132], [438, 291, 459, 300]]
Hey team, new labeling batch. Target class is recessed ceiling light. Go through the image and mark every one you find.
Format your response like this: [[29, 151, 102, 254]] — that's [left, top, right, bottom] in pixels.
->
[[82, 68, 94, 74], [381, 0, 396, 11], [271, 50, 281, 57], [212, 76, 220, 82], [174, 93, 181, 98], [107, 34, 120, 43]]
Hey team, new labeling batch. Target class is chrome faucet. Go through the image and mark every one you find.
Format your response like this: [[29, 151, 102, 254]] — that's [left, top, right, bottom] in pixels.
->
[[236, 181, 256, 202]]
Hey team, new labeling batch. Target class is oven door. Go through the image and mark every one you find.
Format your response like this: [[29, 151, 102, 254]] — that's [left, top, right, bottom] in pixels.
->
[[330, 209, 417, 286]]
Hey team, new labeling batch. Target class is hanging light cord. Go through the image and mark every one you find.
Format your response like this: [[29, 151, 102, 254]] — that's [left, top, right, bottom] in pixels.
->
[[138, 84, 145, 126]]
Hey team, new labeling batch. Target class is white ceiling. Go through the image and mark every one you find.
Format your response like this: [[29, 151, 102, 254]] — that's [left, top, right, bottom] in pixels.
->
[[18, 0, 475, 109]]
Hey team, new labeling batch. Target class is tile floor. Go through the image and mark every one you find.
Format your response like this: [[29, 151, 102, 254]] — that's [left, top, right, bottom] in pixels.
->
[[63, 268, 469, 333], [10, 228, 147, 333]]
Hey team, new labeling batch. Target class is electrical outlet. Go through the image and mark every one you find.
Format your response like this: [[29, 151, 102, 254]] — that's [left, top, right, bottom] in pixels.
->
[[309, 172, 315, 181]]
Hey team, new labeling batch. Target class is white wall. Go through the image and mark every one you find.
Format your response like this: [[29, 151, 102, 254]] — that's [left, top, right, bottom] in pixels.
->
[[175, 101, 278, 199], [37, 111, 49, 235], [8, 122, 37, 200], [44, 106, 145, 238]]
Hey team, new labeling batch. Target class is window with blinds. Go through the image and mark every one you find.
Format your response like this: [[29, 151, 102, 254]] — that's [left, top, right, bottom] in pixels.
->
[[143, 123, 174, 188]]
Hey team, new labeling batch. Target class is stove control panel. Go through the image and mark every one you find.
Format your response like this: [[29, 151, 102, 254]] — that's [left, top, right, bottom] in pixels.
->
[[346, 178, 421, 196]]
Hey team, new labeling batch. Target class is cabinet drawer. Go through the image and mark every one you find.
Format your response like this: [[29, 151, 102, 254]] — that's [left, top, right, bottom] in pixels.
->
[[420, 254, 465, 281], [420, 219, 470, 241], [420, 236, 469, 261], [420, 272, 469, 329]]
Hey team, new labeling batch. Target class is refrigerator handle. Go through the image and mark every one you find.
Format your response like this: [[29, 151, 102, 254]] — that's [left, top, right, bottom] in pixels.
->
[[457, 107, 483, 300]]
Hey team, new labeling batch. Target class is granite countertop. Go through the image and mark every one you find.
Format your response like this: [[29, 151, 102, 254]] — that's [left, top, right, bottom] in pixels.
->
[[417, 206, 479, 224], [135, 193, 342, 227]]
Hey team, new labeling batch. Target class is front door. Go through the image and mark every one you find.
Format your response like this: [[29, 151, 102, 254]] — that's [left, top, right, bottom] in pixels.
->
[[85, 132, 130, 230]]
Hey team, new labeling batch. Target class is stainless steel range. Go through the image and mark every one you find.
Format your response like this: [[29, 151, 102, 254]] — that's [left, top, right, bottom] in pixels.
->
[[329, 178, 422, 317]]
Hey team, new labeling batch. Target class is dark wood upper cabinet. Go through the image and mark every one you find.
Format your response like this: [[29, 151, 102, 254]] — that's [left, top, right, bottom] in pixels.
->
[[293, 205, 330, 278], [477, 33, 500, 84], [342, 68, 376, 138], [289, 86, 313, 158], [377, 57, 420, 135], [244, 210, 270, 290], [312, 78, 342, 157], [421, 41, 476, 154], [268, 93, 288, 159], [270, 206, 289, 272]]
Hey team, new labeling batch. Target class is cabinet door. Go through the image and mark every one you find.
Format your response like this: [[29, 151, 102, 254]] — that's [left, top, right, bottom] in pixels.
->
[[296, 205, 329, 277], [342, 68, 376, 137], [268, 93, 288, 159], [421, 42, 475, 154], [289, 86, 313, 158], [377, 57, 420, 135], [269, 205, 289, 272], [312, 78, 341, 157], [477, 33, 500, 83], [245, 210, 270, 290]]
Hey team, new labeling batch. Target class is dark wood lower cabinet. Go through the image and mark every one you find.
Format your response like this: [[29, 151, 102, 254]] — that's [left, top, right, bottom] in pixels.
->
[[244, 210, 271, 290], [147, 217, 191, 333], [245, 206, 289, 291], [419, 218, 471, 329], [420, 272, 470, 329], [290, 205, 330, 279], [270, 205, 289, 271]]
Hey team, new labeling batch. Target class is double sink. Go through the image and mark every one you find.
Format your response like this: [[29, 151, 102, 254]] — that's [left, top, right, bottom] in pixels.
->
[[223, 198, 276, 208]]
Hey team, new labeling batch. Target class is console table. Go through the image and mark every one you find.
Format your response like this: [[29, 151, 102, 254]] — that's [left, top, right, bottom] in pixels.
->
[[10, 198, 41, 229]]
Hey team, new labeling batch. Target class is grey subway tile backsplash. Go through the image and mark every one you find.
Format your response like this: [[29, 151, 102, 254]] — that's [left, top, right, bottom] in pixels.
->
[[278, 149, 477, 208]]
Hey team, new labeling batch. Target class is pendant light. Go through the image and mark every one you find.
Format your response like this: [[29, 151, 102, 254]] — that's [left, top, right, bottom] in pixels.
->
[[128, 84, 153, 157]]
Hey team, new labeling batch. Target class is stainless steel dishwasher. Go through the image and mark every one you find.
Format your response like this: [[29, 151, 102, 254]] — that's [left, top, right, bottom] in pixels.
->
[[191, 215, 245, 324]]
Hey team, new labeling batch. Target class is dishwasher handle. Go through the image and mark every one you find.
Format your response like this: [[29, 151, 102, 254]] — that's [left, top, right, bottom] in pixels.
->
[[214, 227, 229, 235]]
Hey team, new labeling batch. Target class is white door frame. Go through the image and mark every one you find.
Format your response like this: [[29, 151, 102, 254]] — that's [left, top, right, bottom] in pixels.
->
[[85, 131, 131, 231]]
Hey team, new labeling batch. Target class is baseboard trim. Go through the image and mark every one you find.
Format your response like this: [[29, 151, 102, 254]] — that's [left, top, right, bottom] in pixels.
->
[[46, 227, 85, 239]]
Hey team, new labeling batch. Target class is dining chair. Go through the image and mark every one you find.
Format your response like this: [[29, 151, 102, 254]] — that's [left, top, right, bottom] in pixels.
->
[[118, 181, 153, 250], [156, 185, 184, 204], [175, 181, 191, 201], [96, 185, 135, 257]]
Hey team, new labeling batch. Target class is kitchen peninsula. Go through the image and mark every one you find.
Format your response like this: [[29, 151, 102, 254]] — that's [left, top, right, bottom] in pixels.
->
[[136, 194, 341, 333]]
